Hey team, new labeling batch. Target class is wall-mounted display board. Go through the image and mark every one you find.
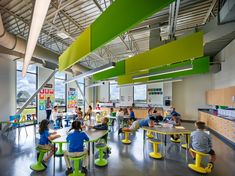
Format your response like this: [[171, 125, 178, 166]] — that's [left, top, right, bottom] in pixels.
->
[[68, 88, 78, 109], [147, 83, 163, 105], [38, 84, 54, 111]]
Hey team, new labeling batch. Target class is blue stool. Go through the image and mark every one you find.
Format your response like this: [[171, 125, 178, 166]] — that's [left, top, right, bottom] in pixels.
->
[[65, 119, 70, 127]]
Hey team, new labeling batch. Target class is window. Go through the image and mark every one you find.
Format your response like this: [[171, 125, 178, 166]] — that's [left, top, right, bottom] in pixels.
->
[[55, 72, 66, 106], [76, 78, 85, 110], [110, 84, 120, 102], [134, 84, 147, 103], [16, 61, 37, 118]]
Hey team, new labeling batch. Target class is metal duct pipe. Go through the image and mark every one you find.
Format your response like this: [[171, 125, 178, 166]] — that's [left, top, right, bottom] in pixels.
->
[[0, 13, 89, 73]]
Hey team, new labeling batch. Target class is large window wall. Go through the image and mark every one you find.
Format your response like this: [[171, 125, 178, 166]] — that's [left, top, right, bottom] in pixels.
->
[[76, 78, 85, 110], [16, 61, 37, 116], [110, 83, 120, 102], [134, 84, 147, 103]]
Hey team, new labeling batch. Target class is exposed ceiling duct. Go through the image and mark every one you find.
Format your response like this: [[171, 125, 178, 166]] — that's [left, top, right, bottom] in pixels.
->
[[0, 13, 89, 73]]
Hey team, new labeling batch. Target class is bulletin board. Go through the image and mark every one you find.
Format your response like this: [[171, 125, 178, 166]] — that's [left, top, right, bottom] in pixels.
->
[[147, 83, 164, 105], [68, 88, 78, 109], [38, 84, 55, 110]]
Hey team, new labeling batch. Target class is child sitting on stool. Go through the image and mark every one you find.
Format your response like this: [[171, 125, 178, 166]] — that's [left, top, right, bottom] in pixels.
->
[[64, 121, 89, 175], [90, 117, 111, 154], [118, 116, 155, 134], [169, 114, 181, 141], [189, 121, 216, 172], [38, 119, 60, 167]]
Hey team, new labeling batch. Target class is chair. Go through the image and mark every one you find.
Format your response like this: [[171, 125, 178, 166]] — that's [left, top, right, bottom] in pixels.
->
[[30, 147, 49, 171], [64, 115, 70, 127], [122, 131, 131, 144], [188, 148, 210, 173], [69, 155, 85, 176], [95, 143, 108, 166], [148, 138, 162, 159]]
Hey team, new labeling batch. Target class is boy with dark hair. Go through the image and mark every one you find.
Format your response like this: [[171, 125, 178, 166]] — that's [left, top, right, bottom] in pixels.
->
[[118, 116, 155, 134], [189, 121, 216, 172]]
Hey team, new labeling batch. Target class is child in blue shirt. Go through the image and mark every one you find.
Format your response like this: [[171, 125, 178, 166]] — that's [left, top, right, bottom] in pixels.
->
[[64, 120, 89, 175], [118, 116, 155, 134], [190, 121, 216, 172], [129, 107, 136, 121], [38, 119, 60, 167]]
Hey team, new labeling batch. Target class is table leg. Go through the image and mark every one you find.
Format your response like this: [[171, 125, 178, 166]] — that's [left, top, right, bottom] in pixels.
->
[[164, 135, 167, 156], [53, 143, 55, 176], [92, 142, 94, 154]]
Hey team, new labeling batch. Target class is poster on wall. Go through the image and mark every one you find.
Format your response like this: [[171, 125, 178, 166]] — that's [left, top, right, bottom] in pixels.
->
[[38, 84, 55, 111], [68, 88, 78, 109]]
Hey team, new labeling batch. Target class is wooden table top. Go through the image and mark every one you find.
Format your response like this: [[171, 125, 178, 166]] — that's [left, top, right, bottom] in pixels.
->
[[142, 125, 191, 135], [51, 127, 108, 143]]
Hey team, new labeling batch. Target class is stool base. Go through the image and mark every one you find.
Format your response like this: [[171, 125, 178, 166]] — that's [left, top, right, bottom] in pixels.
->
[[188, 164, 207, 174], [149, 152, 162, 159], [122, 139, 131, 144], [69, 171, 85, 176], [181, 144, 188, 149], [30, 163, 46, 172], [95, 158, 108, 166]]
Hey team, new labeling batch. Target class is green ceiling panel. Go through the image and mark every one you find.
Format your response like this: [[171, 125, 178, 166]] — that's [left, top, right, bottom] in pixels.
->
[[91, 0, 175, 51], [59, 27, 91, 71], [92, 60, 125, 81], [118, 56, 209, 85], [117, 70, 149, 85], [125, 32, 204, 74], [59, 0, 175, 71]]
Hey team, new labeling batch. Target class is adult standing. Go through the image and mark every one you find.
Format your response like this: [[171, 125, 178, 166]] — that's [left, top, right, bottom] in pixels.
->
[[45, 97, 52, 120]]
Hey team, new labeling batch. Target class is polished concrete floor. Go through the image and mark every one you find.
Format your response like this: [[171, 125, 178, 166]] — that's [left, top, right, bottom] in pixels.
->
[[0, 122, 234, 176]]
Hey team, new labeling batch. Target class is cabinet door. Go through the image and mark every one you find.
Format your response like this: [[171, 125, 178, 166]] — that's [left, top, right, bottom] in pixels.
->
[[224, 87, 235, 106]]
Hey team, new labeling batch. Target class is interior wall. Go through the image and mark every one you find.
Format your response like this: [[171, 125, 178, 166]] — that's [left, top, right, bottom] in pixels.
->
[[212, 39, 235, 89], [0, 57, 16, 121], [85, 78, 93, 108], [37, 67, 54, 122], [120, 86, 134, 106], [172, 74, 212, 121], [97, 82, 109, 102]]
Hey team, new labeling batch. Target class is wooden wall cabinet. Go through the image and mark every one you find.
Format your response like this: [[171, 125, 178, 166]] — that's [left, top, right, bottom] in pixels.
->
[[206, 86, 235, 106], [198, 111, 235, 143]]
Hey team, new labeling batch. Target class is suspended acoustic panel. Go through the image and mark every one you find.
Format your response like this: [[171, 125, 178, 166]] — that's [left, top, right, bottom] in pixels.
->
[[125, 32, 204, 74], [59, 0, 175, 71], [117, 56, 209, 85]]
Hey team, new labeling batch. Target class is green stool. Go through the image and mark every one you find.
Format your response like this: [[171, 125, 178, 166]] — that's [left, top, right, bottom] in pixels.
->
[[69, 156, 85, 176], [30, 147, 48, 171], [95, 143, 108, 167]]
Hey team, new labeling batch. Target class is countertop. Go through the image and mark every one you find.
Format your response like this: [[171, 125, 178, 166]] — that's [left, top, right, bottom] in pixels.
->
[[198, 109, 235, 122]]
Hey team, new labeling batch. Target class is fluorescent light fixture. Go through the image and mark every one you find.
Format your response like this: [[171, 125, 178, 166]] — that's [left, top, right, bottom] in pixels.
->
[[65, 62, 116, 84], [132, 64, 193, 80], [22, 0, 51, 77], [118, 78, 183, 88], [86, 82, 105, 88]]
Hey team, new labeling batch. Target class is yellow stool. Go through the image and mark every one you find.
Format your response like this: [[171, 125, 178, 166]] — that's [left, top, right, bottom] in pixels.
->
[[146, 131, 154, 138], [148, 139, 162, 159], [170, 135, 181, 143], [122, 131, 131, 144], [188, 148, 209, 174]]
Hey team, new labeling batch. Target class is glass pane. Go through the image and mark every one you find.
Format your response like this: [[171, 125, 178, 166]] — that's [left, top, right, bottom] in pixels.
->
[[110, 84, 120, 101], [55, 79, 66, 106], [17, 61, 36, 73], [134, 84, 147, 102], [77, 83, 84, 109], [16, 71, 36, 108], [76, 77, 84, 84], [55, 72, 66, 79]]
